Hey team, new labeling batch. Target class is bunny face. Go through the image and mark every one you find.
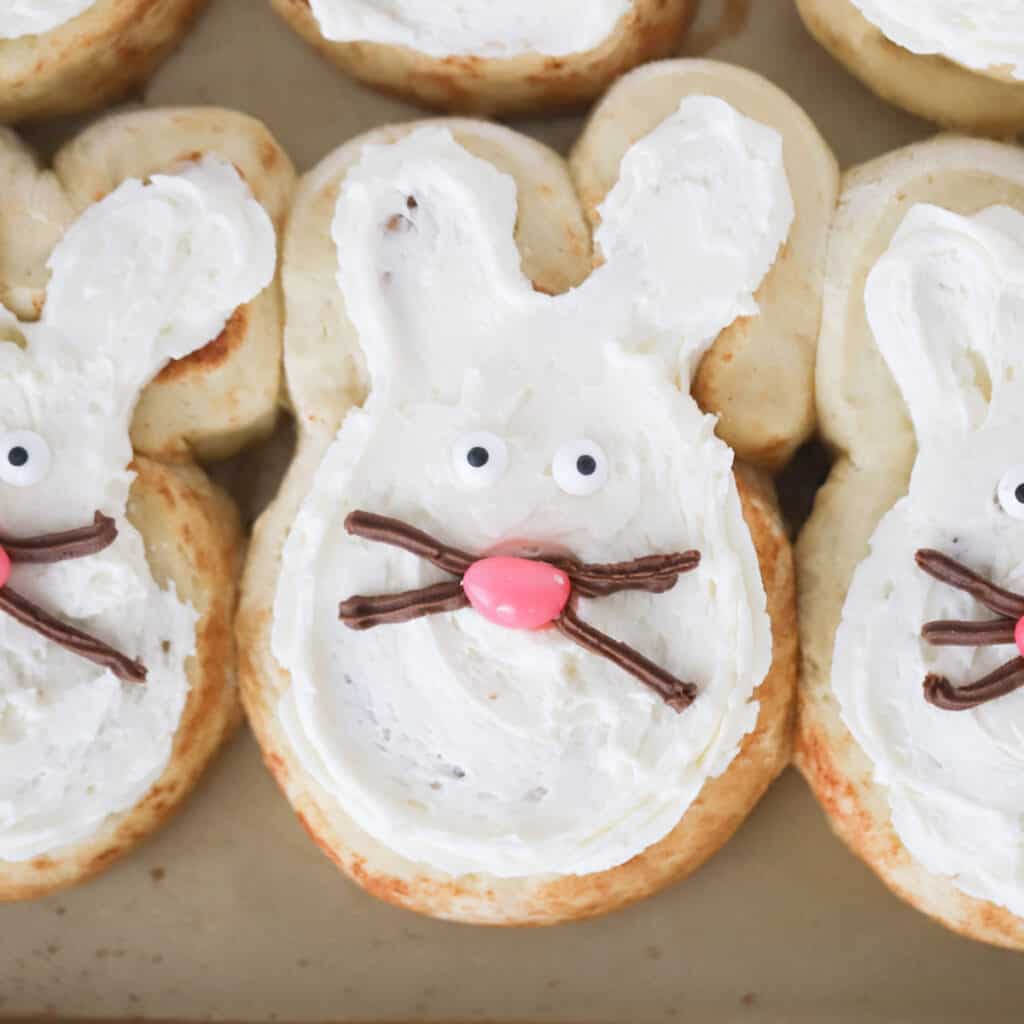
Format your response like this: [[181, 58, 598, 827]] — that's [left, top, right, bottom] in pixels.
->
[[274, 97, 793, 878], [0, 158, 275, 862], [834, 203, 1024, 916]]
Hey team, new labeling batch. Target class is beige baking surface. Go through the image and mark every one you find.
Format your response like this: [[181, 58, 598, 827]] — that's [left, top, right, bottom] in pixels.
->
[[4, 1, 1024, 1021]]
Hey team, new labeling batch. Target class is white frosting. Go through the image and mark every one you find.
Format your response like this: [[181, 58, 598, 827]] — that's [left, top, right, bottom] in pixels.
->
[[274, 97, 792, 878], [834, 203, 1024, 916], [0, 0, 97, 40], [0, 158, 275, 862], [308, 0, 632, 58], [851, 0, 1024, 80]]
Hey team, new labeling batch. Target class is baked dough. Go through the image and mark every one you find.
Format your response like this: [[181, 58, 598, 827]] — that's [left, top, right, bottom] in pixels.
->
[[269, 0, 697, 117], [796, 0, 1024, 136], [0, 0, 207, 124], [797, 135, 1024, 950], [0, 108, 295, 901], [239, 61, 836, 924]]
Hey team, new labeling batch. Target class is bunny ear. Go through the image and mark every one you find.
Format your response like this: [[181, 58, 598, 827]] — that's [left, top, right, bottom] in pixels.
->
[[863, 203, 1024, 441], [41, 157, 275, 395], [332, 127, 537, 394], [585, 95, 794, 383]]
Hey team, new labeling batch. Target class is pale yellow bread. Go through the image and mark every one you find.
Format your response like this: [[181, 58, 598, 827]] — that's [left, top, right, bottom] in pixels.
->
[[0, 108, 297, 461], [269, 0, 697, 117], [0, 108, 294, 900], [238, 62, 824, 923], [796, 0, 1024, 136], [796, 135, 1024, 950], [0, 0, 207, 124], [0, 457, 243, 901]]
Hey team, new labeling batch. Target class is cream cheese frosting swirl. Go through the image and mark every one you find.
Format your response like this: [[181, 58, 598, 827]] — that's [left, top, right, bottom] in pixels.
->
[[307, 0, 633, 58], [851, 0, 1024, 80], [834, 203, 1024, 916], [273, 97, 792, 878], [0, 158, 275, 861], [1, 0, 97, 40]]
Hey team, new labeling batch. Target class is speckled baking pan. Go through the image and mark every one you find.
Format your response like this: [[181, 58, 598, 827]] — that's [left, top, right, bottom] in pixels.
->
[[4, 1, 1024, 1021]]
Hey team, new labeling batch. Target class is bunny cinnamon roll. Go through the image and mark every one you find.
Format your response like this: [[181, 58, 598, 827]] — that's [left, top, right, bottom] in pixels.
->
[[240, 61, 836, 924], [798, 135, 1024, 949], [0, 109, 294, 900]]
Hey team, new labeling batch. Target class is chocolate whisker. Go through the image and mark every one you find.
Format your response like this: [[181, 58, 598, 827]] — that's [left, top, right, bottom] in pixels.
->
[[345, 511, 475, 576], [0, 511, 118, 564], [339, 510, 704, 710], [563, 552, 701, 584], [555, 604, 697, 713], [0, 585, 146, 683], [340, 581, 469, 630], [921, 618, 1017, 647], [916, 548, 1024, 710], [924, 657, 1024, 711], [916, 549, 1024, 618]]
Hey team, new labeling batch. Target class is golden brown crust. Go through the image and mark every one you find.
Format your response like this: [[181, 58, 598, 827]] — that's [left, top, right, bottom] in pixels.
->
[[0, 0, 207, 124], [796, 0, 1024, 136], [0, 457, 243, 901], [269, 0, 697, 117], [795, 136, 1024, 949], [238, 71, 813, 922], [0, 108, 297, 461]]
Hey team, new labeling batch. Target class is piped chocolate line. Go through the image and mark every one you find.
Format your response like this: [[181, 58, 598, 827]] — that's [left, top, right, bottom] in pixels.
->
[[338, 509, 703, 712], [916, 549, 1024, 711], [916, 549, 1024, 619], [924, 657, 1024, 712], [340, 581, 469, 630], [0, 585, 146, 683], [0, 510, 148, 682], [345, 511, 475, 576], [921, 618, 1017, 646], [0, 511, 118, 564], [555, 603, 697, 713]]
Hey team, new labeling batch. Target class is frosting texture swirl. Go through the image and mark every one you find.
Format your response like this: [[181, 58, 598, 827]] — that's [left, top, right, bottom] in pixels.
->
[[308, 0, 633, 58], [851, 0, 1024, 80]]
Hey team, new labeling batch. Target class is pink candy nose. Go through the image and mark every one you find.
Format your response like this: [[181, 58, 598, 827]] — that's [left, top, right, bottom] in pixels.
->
[[0, 545, 9, 589], [462, 557, 571, 630], [1015, 617, 1024, 658]]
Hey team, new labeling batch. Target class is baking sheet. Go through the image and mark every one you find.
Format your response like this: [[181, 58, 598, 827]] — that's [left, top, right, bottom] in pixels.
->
[[5, 0, 1024, 1021]]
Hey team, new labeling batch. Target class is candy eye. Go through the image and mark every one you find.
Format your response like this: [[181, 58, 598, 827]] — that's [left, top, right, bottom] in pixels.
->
[[997, 465, 1024, 519], [553, 440, 608, 496], [451, 432, 508, 490], [0, 431, 50, 488]]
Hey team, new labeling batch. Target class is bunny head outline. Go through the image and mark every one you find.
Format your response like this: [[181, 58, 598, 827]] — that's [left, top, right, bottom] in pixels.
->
[[273, 97, 794, 879], [833, 201, 1024, 917], [0, 156, 275, 863]]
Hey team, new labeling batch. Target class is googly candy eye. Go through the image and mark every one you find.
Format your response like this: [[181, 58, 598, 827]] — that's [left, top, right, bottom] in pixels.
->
[[997, 464, 1024, 520], [553, 440, 608, 496], [452, 432, 508, 490], [0, 431, 51, 488]]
